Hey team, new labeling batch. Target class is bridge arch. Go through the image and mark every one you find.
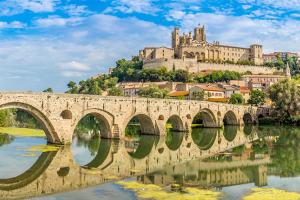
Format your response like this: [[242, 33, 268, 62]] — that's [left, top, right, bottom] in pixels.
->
[[192, 108, 217, 128], [166, 115, 185, 132], [73, 109, 114, 139], [126, 135, 157, 159], [124, 113, 156, 136], [0, 102, 59, 143], [223, 111, 239, 125], [243, 113, 255, 124]]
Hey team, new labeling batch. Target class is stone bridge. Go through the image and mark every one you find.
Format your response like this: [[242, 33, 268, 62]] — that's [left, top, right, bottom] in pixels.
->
[[0, 92, 262, 144], [0, 127, 271, 199]]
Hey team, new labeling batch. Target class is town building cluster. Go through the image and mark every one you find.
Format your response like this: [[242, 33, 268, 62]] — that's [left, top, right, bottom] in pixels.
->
[[117, 67, 290, 103]]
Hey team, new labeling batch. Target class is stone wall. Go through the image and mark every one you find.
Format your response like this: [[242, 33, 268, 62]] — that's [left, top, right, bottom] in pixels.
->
[[143, 58, 278, 74]]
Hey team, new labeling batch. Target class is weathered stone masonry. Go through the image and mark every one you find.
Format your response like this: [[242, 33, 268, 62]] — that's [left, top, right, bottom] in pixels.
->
[[0, 92, 260, 144]]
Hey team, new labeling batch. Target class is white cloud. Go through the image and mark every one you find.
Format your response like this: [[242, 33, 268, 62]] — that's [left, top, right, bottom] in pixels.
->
[[177, 12, 300, 54], [0, 21, 26, 29], [17, 0, 60, 12], [63, 4, 92, 16], [0, 14, 170, 91], [104, 0, 160, 15], [240, 0, 300, 10], [0, 0, 60, 16], [60, 61, 90, 73], [35, 15, 83, 27]]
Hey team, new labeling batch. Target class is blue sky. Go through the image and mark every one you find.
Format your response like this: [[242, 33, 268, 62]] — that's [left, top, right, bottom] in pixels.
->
[[0, 0, 300, 92]]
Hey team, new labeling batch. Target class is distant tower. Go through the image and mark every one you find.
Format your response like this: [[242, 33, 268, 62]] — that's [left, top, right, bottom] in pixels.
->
[[172, 27, 180, 48], [194, 24, 206, 43], [285, 63, 291, 80]]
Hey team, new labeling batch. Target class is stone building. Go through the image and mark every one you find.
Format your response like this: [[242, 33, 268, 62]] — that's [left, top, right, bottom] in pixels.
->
[[263, 52, 299, 64], [140, 24, 264, 66]]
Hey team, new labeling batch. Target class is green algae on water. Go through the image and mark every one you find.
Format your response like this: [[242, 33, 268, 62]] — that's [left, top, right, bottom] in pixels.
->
[[0, 127, 45, 137], [116, 181, 222, 200], [243, 188, 300, 200]]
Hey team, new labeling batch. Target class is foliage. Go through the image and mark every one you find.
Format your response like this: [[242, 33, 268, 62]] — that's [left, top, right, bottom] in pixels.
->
[[248, 90, 266, 106], [229, 93, 244, 104], [195, 70, 241, 83], [265, 55, 300, 75], [0, 134, 15, 147], [190, 90, 205, 100], [138, 85, 170, 98], [108, 86, 124, 96], [0, 109, 15, 127], [268, 79, 300, 121], [43, 88, 53, 93]]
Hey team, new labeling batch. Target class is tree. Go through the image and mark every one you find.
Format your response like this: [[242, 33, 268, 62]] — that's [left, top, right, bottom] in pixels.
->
[[108, 87, 123, 96], [66, 81, 78, 94], [268, 79, 300, 120], [190, 90, 205, 100], [138, 85, 170, 98], [43, 88, 53, 93], [229, 93, 244, 104], [248, 90, 266, 106]]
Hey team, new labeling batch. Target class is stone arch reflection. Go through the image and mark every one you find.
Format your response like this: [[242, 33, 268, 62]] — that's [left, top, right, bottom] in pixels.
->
[[82, 139, 112, 169], [126, 135, 157, 159], [165, 130, 184, 151], [244, 125, 254, 136], [223, 125, 238, 142], [192, 128, 218, 150], [0, 151, 57, 191]]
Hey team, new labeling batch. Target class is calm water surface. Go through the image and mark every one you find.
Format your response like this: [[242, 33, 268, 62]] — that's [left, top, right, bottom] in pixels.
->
[[1, 126, 300, 199]]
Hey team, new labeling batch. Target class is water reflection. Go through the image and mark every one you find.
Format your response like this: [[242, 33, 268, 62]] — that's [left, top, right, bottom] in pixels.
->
[[3, 126, 300, 199], [192, 128, 217, 150], [0, 134, 14, 147]]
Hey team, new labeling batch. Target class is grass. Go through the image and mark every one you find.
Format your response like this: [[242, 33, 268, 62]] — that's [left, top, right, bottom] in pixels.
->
[[0, 127, 45, 137]]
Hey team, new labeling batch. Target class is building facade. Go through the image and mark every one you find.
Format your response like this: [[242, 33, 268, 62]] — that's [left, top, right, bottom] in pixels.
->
[[140, 25, 264, 66]]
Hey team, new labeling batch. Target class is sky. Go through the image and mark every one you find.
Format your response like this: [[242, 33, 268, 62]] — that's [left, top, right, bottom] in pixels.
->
[[0, 0, 300, 92]]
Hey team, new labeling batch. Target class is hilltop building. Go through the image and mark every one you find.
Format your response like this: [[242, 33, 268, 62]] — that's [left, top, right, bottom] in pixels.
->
[[263, 52, 299, 63], [139, 25, 277, 74]]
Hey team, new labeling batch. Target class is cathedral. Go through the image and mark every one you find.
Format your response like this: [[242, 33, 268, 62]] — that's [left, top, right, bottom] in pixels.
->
[[139, 25, 264, 66]]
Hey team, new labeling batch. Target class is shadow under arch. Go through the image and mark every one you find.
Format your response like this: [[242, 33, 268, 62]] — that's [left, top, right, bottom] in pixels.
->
[[192, 109, 217, 128], [192, 128, 218, 150], [223, 125, 238, 142], [81, 139, 113, 169], [0, 102, 59, 143], [165, 130, 184, 151], [166, 115, 185, 132], [74, 109, 114, 139], [0, 151, 57, 191], [125, 114, 156, 135], [127, 135, 157, 159], [223, 111, 238, 125]]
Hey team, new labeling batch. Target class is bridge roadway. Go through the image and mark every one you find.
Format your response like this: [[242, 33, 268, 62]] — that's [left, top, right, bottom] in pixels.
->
[[0, 92, 261, 144], [0, 127, 271, 199]]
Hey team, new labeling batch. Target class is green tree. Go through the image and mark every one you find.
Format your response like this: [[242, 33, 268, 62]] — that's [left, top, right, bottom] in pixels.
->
[[43, 88, 53, 93], [268, 79, 300, 120], [229, 93, 244, 104], [108, 86, 123, 96], [248, 90, 266, 106], [190, 90, 205, 100], [139, 85, 170, 98], [66, 81, 78, 94]]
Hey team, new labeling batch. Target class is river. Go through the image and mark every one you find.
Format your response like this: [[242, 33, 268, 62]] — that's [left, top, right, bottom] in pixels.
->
[[1, 125, 300, 200]]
